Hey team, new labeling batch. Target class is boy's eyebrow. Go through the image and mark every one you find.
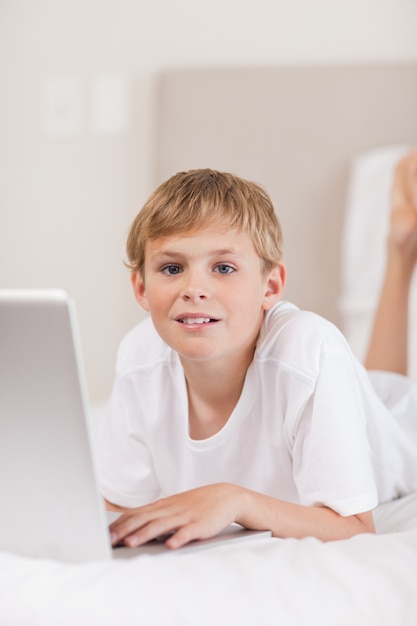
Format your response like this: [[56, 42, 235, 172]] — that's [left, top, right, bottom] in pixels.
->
[[151, 248, 243, 259]]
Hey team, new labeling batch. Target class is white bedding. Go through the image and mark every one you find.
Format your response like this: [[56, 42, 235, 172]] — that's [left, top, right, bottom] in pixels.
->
[[1, 493, 416, 626]]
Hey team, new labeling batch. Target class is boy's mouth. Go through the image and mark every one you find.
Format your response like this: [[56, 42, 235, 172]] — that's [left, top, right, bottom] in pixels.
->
[[176, 316, 219, 325]]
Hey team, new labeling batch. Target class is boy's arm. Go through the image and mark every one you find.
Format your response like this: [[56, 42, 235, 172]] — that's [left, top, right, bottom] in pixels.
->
[[235, 487, 374, 540], [104, 498, 130, 513], [108, 483, 375, 549]]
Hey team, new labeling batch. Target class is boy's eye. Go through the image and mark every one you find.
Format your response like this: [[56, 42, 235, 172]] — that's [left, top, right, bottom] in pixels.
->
[[215, 264, 235, 275], [161, 264, 182, 276]]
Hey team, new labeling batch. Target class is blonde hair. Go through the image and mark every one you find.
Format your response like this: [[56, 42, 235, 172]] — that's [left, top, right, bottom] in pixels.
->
[[126, 169, 283, 276]]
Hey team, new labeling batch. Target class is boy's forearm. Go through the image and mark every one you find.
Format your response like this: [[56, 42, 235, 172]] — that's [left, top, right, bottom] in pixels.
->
[[235, 486, 375, 541]]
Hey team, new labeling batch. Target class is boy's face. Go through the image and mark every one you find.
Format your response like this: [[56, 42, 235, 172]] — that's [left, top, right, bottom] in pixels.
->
[[131, 226, 285, 368]]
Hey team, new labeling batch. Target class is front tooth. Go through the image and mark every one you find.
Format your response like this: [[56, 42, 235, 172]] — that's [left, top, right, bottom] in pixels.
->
[[183, 317, 210, 324]]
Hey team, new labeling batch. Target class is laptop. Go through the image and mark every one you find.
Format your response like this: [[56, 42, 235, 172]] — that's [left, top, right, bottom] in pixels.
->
[[0, 289, 271, 562]]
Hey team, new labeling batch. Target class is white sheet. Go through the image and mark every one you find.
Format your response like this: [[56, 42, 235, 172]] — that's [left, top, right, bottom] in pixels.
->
[[1, 493, 416, 626]]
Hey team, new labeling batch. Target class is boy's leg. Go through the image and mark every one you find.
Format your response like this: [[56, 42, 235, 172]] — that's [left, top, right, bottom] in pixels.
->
[[365, 151, 417, 374]]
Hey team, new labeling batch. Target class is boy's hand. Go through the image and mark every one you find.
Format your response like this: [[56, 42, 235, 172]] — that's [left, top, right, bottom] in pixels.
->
[[109, 483, 244, 550]]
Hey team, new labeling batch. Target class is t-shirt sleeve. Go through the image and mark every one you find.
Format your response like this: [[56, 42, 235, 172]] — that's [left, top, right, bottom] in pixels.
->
[[291, 349, 378, 517], [95, 376, 160, 508]]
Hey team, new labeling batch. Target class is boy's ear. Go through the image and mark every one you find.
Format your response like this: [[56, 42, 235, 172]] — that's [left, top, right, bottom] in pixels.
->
[[262, 263, 286, 311], [131, 272, 150, 312]]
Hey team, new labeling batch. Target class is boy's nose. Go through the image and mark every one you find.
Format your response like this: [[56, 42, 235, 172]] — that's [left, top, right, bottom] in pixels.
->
[[181, 286, 209, 301], [180, 272, 209, 301]]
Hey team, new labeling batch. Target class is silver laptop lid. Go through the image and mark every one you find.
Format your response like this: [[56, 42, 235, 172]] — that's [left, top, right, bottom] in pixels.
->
[[0, 290, 111, 561]]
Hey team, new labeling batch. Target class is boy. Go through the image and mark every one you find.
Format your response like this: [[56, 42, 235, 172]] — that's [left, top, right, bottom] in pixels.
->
[[98, 157, 417, 550]]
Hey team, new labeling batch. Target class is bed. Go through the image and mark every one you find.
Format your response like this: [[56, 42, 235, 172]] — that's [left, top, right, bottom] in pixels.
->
[[0, 496, 417, 625], [1, 63, 417, 625]]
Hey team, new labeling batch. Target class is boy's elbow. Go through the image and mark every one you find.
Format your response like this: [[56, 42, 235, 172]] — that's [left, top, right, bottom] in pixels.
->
[[321, 509, 375, 541], [344, 510, 375, 538]]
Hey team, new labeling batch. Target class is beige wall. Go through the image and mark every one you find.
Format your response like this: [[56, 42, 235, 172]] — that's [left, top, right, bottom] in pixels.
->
[[1, 0, 417, 405]]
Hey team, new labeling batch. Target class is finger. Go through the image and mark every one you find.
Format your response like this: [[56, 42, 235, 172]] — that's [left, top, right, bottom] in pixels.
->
[[123, 515, 184, 548], [165, 522, 209, 550], [109, 511, 149, 545], [109, 500, 175, 544], [110, 502, 190, 546]]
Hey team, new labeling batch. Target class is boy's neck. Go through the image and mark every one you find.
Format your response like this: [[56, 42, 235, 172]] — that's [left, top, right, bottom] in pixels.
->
[[181, 349, 253, 440]]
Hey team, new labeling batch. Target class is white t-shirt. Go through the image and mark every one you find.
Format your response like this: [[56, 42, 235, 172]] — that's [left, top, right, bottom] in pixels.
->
[[97, 301, 417, 516]]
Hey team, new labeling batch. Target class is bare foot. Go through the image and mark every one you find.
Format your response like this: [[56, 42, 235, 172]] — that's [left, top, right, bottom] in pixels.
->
[[389, 150, 417, 268]]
